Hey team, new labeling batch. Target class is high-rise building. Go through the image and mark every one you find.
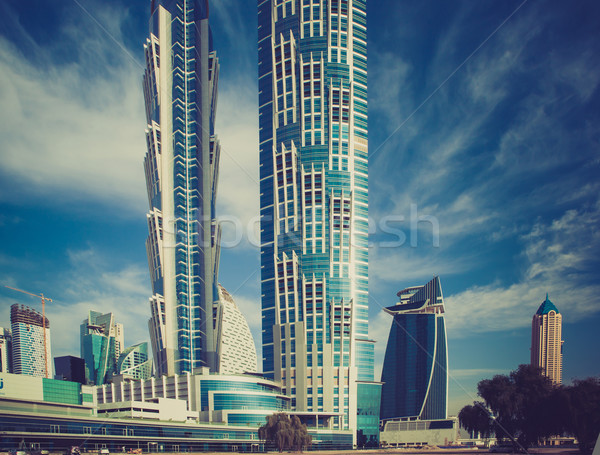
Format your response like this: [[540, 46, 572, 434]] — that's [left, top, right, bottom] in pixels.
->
[[116, 342, 153, 380], [257, 0, 374, 433], [531, 294, 563, 384], [80, 311, 124, 385], [0, 327, 11, 373], [215, 285, 258, 374], [380, 276, 448, 422], [54, 355, 86, 384], [144, 0, 222, 377], [10, 304, 52, 378]]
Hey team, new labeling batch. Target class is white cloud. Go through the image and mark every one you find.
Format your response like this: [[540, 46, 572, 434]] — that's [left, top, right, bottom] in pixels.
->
[[444, 204, 600, 337], [214, 74, 261, 251], [0, 19, 147, 214], [449, 368, 509, 379], [48, 248, 150, 358], [369, 309, 392, 381], [369, 244, 472, 288]]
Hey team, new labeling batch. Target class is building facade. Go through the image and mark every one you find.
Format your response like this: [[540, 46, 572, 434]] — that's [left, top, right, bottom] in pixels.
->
[[257, 0, 374, 434], [80, 311, 124, 385], [380, 276, 448, 422], [143, 0, 222, 376], [54, 355, 86, 384], [380, 418, 458, 448], [215, 285, 258, 374], [531, 294, 563, 384], [0, 327, 11, 373], [116, 342, 153, 380], [10, 304, 52, 378]]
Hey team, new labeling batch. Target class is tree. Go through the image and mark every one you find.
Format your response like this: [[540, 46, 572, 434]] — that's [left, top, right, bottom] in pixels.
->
[[259, 413, 312, 452], [458, 401, 494, 444], [472, 365, 600, 453], [563, 378, 600, 454], [477, 364, 558, 448]]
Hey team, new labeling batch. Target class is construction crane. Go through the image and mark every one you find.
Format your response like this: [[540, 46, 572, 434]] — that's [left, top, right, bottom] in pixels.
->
[[5, 285, 53, 378]]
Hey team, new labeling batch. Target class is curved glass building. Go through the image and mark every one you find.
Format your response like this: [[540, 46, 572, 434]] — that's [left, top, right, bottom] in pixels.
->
[[116, 342, 153, 380], [80, 311, 124, 385], [380, 276, 448, 421], [257, 0, 374, 434], [143, 0, 221, 376], [215, 285, 258, 374]]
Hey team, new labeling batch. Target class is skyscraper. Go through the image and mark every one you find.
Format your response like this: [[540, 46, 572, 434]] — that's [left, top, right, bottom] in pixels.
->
[[143, 0, 221, 376], [380, 276, 448, 422], [10, 304, 52, 378], [531, 294, 563, 384], [0, 327, 12, 373], [80, 310, 124, 385], [257, 0, 373, 432]]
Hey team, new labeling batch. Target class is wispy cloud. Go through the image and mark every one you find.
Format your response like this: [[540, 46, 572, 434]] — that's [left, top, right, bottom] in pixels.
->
[[0, 5, 146, 215], [215, 77, 261, 249], [49, 248, 150, 357], [450, 368, 509, 379], [0, 246, 151, 359], [445, 202, 600, 336], [367, 0, 600, 291]]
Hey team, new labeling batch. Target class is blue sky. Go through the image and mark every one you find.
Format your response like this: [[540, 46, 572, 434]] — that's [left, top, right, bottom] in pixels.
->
[[0, 0, 599, 415]]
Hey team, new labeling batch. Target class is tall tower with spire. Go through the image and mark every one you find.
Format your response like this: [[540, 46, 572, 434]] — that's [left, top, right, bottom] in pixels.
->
[[531, 294, 563, 384]]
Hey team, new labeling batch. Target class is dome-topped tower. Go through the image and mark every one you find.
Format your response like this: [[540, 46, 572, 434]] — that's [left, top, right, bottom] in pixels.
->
[[531, 294, 563, 384]]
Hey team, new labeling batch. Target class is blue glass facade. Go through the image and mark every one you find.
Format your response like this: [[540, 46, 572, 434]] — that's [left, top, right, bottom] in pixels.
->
[[380, 276, 448, 421], [198, 378, 290, 413], [144, 0, 221, 375], [356, 382, 381, 447], [80, 311, 122, 385], [257, 0, 373, 434]]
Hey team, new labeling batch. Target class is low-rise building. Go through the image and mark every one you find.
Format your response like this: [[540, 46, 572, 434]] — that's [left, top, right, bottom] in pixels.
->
[[380, 417, 459, 447], [97, 397, 198, 421], [0, 370, 353, 452]]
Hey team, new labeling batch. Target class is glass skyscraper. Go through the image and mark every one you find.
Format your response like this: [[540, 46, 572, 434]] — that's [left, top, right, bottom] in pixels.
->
[[380, 276, 448, 422], [257, 0, 374, 433], [80, 311, 124, 385], [143, 0, 221, 376]]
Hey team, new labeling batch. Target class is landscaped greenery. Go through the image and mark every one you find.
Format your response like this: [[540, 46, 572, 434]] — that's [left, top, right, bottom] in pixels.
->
[[258, 412, 312, 452], [459, 364, 600, 453]]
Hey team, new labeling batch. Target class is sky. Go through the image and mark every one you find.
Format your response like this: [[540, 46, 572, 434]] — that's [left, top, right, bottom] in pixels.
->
[[0, 0, 599, 416]]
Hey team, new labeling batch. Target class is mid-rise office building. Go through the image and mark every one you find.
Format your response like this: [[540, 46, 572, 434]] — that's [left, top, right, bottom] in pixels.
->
[[531, 294, 563, 384], [143, 0, 222, 376], [10, 304, 52, 378], [80, 311, 124, 385], [54, 355, 86, 384], [380, 276, 448, 422], [257, 0, 375, 435], [0, 327, 11, 373], [116, 342, 153, 380]]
